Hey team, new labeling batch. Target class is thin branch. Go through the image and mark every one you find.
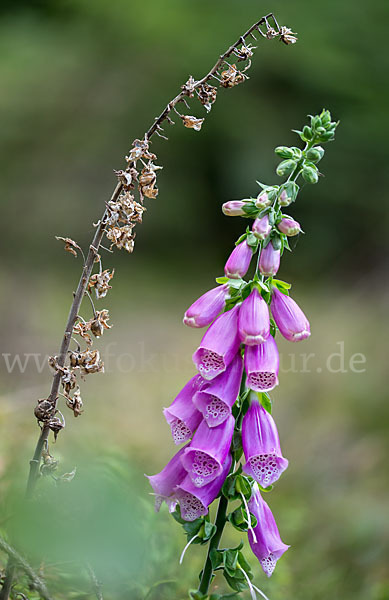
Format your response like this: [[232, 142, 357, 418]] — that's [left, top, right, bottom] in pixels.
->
[[85, 563, 104, 600], [0, 536, 52, 600]]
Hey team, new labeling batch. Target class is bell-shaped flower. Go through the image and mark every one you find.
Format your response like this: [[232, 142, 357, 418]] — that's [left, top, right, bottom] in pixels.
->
[[242, 395, 288, 487], [277, 217, 301, 236], [193, 353, 243, 427], [271, 287, 310, 342], [224, 240, 253, 279], [181, 414, 235, 487], [146, 446, 188, 512], [252, 215, 272, 240], [192, 304, 241, 380], [175, 454, 232, 521], [258, 241, 280, 277], [248, 483, 289, 577], [183, 284, 229, 328], [222, 201, 246, 216], [163, 375, 206, 445], [238, 288, 270, 346], [244, 335, 279, 391]]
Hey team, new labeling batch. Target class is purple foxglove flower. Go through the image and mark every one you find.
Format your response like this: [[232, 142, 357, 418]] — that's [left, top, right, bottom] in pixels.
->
[[255, 192, 272, 209], [238, 288, 270, 346], [181, 414, 235, 487], [163, 375, 206, 445], [183, 284, 229, 328], [242, 396, 288, 487], [252, 215, 272, 240], [271, 287, 310, 342], [175, 453, 232, 521], [146, 446, 188, 512], [277, 217, 301, 236], [192, 304, 241, 380], [248, 483, 289, 577], [224, 240, 253, 279], [258, 241, 280, 277], [244, 335, 279, 391], [222, 201, 246, 216], [193, 353, 243, 427]]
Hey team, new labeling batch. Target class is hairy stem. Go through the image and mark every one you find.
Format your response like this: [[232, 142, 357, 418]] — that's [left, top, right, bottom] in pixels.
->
[[0, 536, 52, 600], [198, 495, 229, 596]]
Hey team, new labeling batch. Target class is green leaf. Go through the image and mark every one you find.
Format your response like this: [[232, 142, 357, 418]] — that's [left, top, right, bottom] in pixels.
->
[[260, 392, 272, 414], [223, 569, 248, 592], [223, 548, 239, 577], [270, 234, 282, 251], [189, 591, 208, 600], [237, 552, 252, 574], [210, 548, 224, 571], [215, 276, 229, 284], [202, 521, 217, 541], [246, 232, 259, 250], [272, 278, 291, 295], [183, 518, 203, 538], [235, 232, 248, 246]]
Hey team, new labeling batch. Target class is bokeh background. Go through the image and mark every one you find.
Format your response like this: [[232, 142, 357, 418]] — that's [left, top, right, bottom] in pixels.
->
[[0, 1, 388, 599]]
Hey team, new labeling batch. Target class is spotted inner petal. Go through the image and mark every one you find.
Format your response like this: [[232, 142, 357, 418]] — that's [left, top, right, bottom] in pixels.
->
[[177, 491, 205, 521], [191, 450, 219, 486], [170, 418, 192, 445], [260, 552, 277, 577], [204, 396, 230, 426], [198, 349, 224, 377], [248, 371, 277, 391], [249, 454, 280, 487]]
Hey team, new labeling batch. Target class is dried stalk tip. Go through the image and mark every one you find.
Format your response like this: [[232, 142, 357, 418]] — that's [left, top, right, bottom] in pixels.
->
[[220, 64, 246, 88], [181, 115, 205, 131], [55, 237, 81, 258]]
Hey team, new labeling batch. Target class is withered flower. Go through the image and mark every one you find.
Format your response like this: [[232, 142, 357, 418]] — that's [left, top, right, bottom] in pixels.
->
[[106, 225, 135, 253], [197, 83, 217, 112], [265, 27, 279, 40], [234, 43, 255, 61], [119, 193, 145, 223], [73, 320, 92, 346], [48, 412, 65, 441], [139, 162, 162, 199], [55, 237, 82, 258], [90, 309, 111, 338], [279, 26, 298, 45], [61, 367, 77, 394], [181, 115, 205, 131], [79, 349, 104, 375], [181, 75, 196, 97], [126, 137, 156, 163], [66, 387, 83, 417], [88, 269, 114, 299], [114, 169, 133, 189], [220, 64, 246, 88]]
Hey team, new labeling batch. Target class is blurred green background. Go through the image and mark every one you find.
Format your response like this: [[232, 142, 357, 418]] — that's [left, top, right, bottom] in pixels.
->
[[0, 1, 388, 599]]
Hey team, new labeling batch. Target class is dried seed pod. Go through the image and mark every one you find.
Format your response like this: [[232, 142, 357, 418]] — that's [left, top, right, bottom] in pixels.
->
[[65, 387, 83, 417], [34, 399, 55, 423], [55, 237, 82, 258], [79, 349, 104, 375], [88, 269, 115, 299], [279, 26, 298, 45], [48, 413, 65, 440], [197, 83, 217, 112]]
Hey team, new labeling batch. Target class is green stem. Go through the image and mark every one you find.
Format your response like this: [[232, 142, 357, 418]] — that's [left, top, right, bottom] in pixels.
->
[[197, 494, 229, 596]]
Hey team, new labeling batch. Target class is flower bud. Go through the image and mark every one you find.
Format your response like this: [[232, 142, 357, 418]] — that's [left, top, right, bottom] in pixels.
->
[[302, 125, 313, 141], [252, 215, 271, 240], [184, 284, 229, 328], [271, 287, 310, 342], [277, 217, 301, 236], [306, 146, 324, 163], [238, 288, 270, 345], [255, 192, 272, 209], [224, 240, 253, 279], [276, 160, 296, 177], [302, 165, 318, 184], [274, 146, 294, 159], [278, 189, 292, 207], [222, 201, 246, 216], [258, 242, 280, 277]]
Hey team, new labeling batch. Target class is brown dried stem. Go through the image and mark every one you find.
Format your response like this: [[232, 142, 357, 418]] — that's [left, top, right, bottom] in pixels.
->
[[1, 12, 289, 599]]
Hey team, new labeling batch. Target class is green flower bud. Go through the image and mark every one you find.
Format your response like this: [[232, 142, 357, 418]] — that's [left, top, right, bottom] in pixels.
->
[[316, 126, 326, 135], [276, 159, 296, 177], [320, 110, 331, 125], [302, 165, 319, 184], [302, 125, 313, 141], [275, 146, 294, 159], [291, 147, 303, 160], [318, 131, 335, 142], [278, 181, 299, 206], [311, 115, 322, 129], [306, 146, 324, 162]]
